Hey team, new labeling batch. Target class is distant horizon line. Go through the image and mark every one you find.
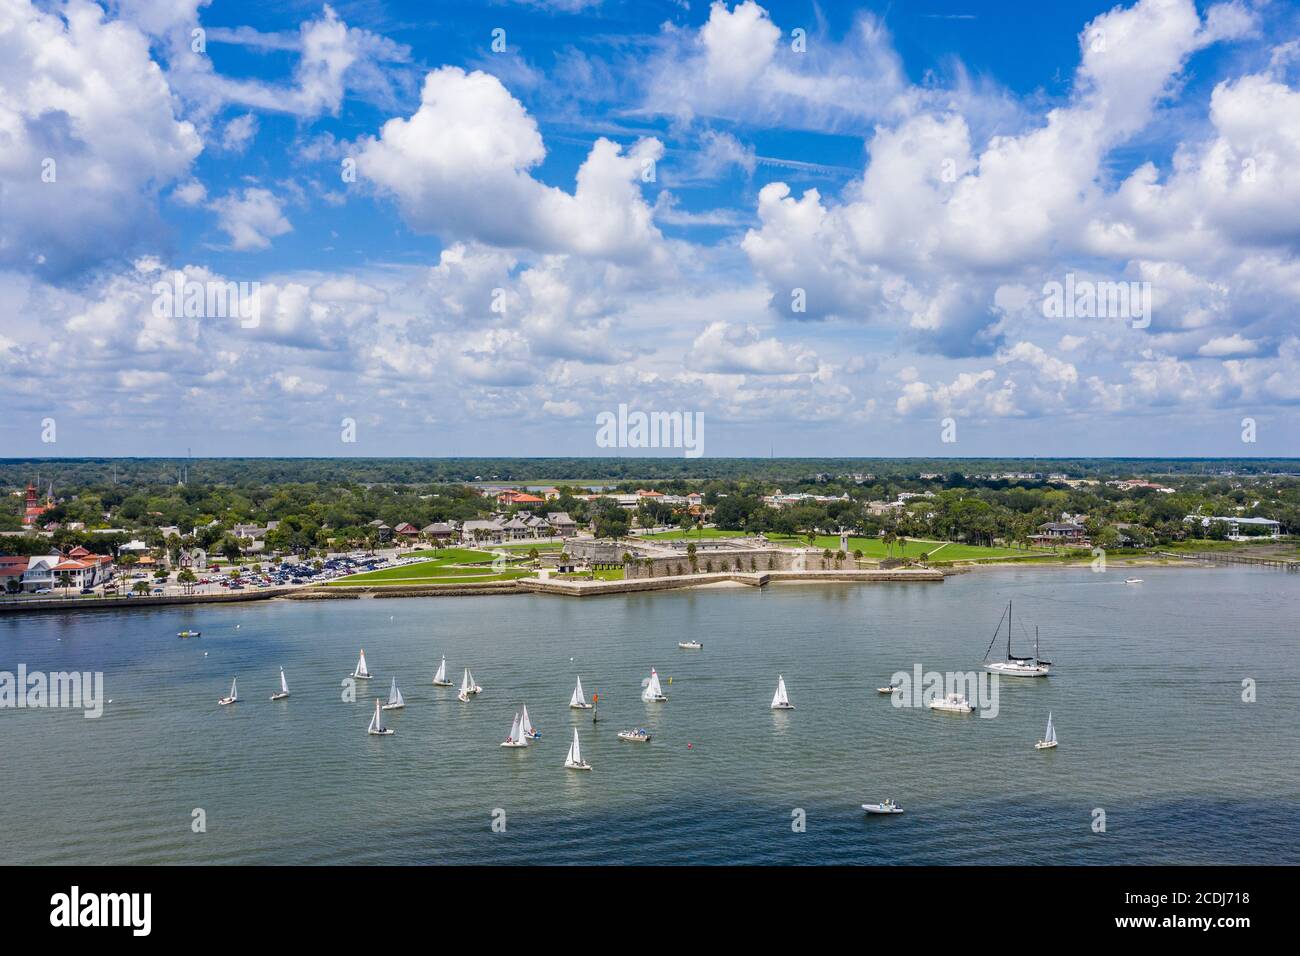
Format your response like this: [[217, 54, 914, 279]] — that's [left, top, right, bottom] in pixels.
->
[[2, 455, 1299, 463]]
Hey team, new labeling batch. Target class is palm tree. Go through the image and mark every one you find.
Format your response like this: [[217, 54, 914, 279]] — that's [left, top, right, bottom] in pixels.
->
[[852, 548, 863, 568]]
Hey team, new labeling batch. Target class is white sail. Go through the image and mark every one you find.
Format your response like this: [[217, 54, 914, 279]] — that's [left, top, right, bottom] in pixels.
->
[[368, 698, 384, 734], [460, 668, 473, 694], [570, 676, 586, 708], [433, 656, 446, 683], [387, 678, 404, 707], [641, 667, 664, 702], [521, 703, 534, 736], [1046, 712, 1056, 744], [466, 668, 477, 690], [230, 678, 237, 700], [772, 674, 789, 708], [567, 727, 582, 765], [280, 669, 289, 695], [507, 712, 521, 743], [354, 649, 370, 678]]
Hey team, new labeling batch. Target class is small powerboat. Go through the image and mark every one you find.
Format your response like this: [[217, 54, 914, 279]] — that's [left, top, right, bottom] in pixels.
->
[[877, 683, 901, 694], [617, 728, 651, 743], [177, 630, 201, 639], [1125, 578, 1143, 585], [862, 799, 904, 815], [678, 640, 703, 650], [929, 693, 973, 714]]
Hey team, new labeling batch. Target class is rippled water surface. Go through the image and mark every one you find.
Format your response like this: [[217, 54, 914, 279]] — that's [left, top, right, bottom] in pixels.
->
[[2, 567, 1297, 864]]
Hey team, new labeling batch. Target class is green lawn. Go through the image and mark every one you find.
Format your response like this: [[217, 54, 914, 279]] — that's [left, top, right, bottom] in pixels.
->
[[330, 569, 531, 586], [639, 529, 748, 540], [396, 548, 495, 563], [556, 567, 625, 581], [331, 548, 517, 585], [767, 534, 1036, 561]]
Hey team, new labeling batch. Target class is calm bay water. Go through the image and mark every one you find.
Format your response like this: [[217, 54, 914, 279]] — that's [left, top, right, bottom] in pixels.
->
[[2, 567, 1297, 865]]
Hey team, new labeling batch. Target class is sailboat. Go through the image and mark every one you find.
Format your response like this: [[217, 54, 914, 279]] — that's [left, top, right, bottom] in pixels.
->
[[382, 677, 405, 711], [521, 703, 540, 740], [351, 649, 373, 680], [641, 667, 667, 703], [770, 674, 794, 710], [367, 698, 393, 736], [218, 677, 238, 706], [564, 726, 591, 770], [1035, 712, 1058, 750], [270, 667, 290, 701], [500, 711, 529, 748], [431, 656, 453, 687], [569, 675, 593, 710], [457, 667, 482, 702], [984, 600, 1051, 677]]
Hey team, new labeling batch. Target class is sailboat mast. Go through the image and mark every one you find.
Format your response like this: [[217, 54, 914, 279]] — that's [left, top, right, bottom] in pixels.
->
[[1007, 599, 1012, 658]]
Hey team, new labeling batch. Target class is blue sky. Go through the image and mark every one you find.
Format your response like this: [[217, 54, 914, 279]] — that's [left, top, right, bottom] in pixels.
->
[[1, 0, 1298, 458]]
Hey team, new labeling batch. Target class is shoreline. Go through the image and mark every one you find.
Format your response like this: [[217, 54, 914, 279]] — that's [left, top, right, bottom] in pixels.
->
[[0, 553, 1258, 614]]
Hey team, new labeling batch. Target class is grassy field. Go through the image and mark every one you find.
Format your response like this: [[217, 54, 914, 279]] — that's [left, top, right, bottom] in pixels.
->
[[395, 548, 495, 563], [331, 548, 517, 585], [767, 534, 1034, 560], [556, 568, 625, 581], [329, 569, 532, 586], [639, 529, 748, 540], [498, 542, 565, 552]]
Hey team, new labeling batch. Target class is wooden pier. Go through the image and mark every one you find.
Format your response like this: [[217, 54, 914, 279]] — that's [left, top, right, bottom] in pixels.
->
[[1160, 550, 1299, 572]]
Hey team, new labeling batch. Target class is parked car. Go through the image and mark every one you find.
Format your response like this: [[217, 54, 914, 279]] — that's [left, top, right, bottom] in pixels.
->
[[34, 588, 53, 595], [80, 587, 94, 595]]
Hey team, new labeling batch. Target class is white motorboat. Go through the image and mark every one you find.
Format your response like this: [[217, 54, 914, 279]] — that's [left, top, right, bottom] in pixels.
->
[[770, 674, 795, 710], [457, 667, 482, 702], [617, 728, 651, 742], [218, 677, 238, 706], [677, 640, 703, 650], [270, 667, 290, 701], [367, 698, 393, 736], [569, 675, 593, 710], [640, 667, 667, 703], [177, 630, 201, 638], [431, 656, 454, 686], [351, 649, 373, 680], [382, 677, 405, 711], [862, 800, 904, 815], [521, 703, 540, 740], [564, 727, 591, 770], [984, 600, 1051, 677], [929, 692, 973, 714], [500, 711, 528, 748], [877, 682, 902, 694], [1035, 711, 1059, 750], [1125, 578, 1144, 585]]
